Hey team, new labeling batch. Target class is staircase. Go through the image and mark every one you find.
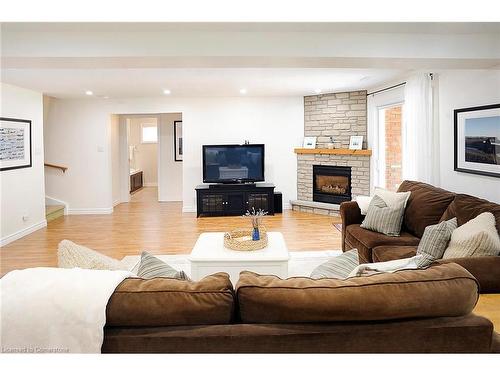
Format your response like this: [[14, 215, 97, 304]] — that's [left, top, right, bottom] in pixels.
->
[[45, 204, 65, 222]]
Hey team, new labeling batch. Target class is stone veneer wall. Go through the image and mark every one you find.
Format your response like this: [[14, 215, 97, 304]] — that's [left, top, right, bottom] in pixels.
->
[[304, 90, 367, 148], [295, 90, 370, 215]]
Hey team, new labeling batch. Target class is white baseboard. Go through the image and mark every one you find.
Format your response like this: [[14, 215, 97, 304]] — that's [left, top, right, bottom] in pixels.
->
[[283, 202, 291, 210], [112, 200, 122, 207], [67, 207, 113, 215], [0, 220, 47, 247], [182, 206, 196, 213]]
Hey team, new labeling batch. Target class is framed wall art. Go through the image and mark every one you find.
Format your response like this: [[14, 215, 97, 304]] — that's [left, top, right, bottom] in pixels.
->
[[0, 117, 32, 171], [174, 120, 183, 161], [454, 103, 500, 178]]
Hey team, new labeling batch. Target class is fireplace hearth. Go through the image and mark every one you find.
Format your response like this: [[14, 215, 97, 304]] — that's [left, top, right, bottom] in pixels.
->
[[313, 165, 352, 204]]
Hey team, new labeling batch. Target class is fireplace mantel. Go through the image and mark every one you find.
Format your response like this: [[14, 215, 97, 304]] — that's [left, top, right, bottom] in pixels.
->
[[294, 148, 372, 156]]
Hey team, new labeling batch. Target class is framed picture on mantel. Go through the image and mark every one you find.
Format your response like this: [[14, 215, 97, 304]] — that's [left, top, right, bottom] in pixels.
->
[[454, 103, 500, 178]]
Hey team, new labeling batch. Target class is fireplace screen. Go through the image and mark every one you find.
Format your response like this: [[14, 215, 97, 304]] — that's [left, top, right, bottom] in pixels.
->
[[313, 165, 352, 204]]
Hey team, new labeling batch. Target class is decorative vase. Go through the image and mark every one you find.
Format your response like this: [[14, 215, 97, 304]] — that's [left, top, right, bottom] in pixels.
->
[[252, 227, 260, 241]]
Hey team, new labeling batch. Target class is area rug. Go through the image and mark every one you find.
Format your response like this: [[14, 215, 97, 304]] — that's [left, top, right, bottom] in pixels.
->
[[121, 249, 342, 279]]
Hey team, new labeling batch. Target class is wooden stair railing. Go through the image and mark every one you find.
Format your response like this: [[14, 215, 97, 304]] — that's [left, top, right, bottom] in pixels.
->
[[44, 163, 68, 173]]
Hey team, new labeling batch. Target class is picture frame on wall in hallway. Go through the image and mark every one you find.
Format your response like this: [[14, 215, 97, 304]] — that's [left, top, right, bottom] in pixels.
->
[[0, 117, 32, 172], [174, 120, 183, 162], [454, 103, 500, 178]]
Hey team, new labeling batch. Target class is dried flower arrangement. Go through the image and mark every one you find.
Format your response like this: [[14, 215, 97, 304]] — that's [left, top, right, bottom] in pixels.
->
[[243, 207, 268, 229]]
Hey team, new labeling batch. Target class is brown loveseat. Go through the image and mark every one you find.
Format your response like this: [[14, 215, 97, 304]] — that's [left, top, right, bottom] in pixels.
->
[[340, 180, 500, 293], [102, 263, 499, 353]]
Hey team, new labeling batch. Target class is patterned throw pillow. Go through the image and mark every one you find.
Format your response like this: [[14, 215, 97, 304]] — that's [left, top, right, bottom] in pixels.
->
[[443, 212, 500, 259], [310, 249, 359, 279], [360, 195, 406, 236], [137, 251, 190, 280], [415, 218, 457, 267], [58, 240, 129, 270]]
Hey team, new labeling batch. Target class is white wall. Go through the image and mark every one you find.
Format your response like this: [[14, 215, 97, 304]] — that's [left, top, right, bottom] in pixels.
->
[[43, 96, 303, 212], [44, 99, 112, 213], [110, 114, 120, 206], [159, 113, 183, 201], [181, 98, 302, 211], [437, 70, 500, 203], [1, 83, 46, 246], [129, 117, 158, 186]]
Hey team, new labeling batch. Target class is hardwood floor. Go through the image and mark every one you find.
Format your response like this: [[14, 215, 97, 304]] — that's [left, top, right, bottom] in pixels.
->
[[1, 187, 498, 331]]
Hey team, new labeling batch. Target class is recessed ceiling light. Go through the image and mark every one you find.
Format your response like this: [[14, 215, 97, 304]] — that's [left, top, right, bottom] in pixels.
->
[[163, 89, 171, 95], [239, 88, 247, 95], [314, 89, 322, 94], [85, 90, 93, 96]]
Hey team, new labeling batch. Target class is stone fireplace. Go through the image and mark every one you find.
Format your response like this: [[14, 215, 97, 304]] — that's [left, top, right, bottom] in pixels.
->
[[313, 165, 352, 204], [291, 90, 370, 216]]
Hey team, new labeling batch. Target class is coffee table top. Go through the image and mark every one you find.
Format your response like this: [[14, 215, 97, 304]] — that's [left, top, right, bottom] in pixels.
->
[[189, 232, 289, 262]]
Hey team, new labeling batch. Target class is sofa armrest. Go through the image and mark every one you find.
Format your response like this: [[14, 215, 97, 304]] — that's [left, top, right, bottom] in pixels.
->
[[339, 201, 363, 252], [436, 256, 500, 293]]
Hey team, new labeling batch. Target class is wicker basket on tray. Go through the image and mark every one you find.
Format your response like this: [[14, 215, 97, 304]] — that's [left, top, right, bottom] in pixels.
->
[[224, 227, 268, 251]]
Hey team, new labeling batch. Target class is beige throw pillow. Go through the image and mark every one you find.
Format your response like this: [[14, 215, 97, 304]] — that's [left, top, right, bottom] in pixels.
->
[[58, 240, 129, 270], [360, 195, 406, 237], [442, 212, 500, 259]]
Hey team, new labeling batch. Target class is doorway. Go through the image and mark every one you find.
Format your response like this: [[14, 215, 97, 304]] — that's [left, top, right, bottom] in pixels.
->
[[128, 116, 159, 202], [111, 113, 183, 205]]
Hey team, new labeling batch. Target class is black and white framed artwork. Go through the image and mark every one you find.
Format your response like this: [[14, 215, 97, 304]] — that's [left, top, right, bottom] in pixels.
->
[[454, 104, 500, 178], [0, 117, 32, 171], [174, 120, 183, 162]]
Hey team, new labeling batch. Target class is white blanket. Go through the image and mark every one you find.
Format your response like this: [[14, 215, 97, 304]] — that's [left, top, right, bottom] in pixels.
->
[[348, 255, 424, 278], [0, 267, 132, 353]]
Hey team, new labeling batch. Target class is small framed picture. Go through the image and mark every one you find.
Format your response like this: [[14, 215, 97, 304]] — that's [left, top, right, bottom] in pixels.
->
[[1, 117, 32, 171], [454, 103, 499, 178], [349, 135, 363, 150], [303, 136, 317, 149], [174, 120, 183, 162]]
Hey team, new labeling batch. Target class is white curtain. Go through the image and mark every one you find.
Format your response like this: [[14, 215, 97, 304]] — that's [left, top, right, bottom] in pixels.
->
[[402, 73, 437, 184]]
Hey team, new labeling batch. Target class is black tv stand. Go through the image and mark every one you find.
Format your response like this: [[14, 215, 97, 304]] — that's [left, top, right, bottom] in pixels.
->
[[209, 182, 256, 190], [196, 183, 275, 217]]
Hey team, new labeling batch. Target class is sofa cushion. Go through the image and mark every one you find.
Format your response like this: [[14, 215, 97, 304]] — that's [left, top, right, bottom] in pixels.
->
[[136, 251, 190, 280], [345, 224, 420, 263], [106, 273, 234, 327], [436, 256, 500, 293], [310, 249, 359, 279], [235, 263, 479, 324], [441, 193, 500, 234], [397, 180, 456, 238], [360, 195, 406, 236], [415, 218, 457, 267], [372, 246, 417, 262], [58, 240, 129, 271], [443, 212, 500, 259]]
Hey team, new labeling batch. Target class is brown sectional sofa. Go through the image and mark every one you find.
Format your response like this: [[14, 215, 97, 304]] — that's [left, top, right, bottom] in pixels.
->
[[340, 180, 500, 293], [102, 263, 500, 353]]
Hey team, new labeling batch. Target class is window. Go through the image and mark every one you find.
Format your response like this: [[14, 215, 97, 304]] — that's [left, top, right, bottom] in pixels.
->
[[378, 105, 404, 191], [141, 123, 157, 143]]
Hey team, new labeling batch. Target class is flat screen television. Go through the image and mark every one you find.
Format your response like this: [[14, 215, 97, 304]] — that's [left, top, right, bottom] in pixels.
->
[[202, 144, 265, 183]]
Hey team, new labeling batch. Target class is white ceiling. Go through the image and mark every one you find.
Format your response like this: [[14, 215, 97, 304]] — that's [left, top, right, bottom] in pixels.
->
[[1, 22, 499, 99], [1, 68, 407, 98]]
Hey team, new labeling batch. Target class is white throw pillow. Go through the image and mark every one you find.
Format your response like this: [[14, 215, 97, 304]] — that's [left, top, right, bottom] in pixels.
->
[[58, 240, 130, 270], [442, 212, 500, 259], [355, 188, 411, 215], [355, 196, 372, 215], [373, 187, 411, 208]]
